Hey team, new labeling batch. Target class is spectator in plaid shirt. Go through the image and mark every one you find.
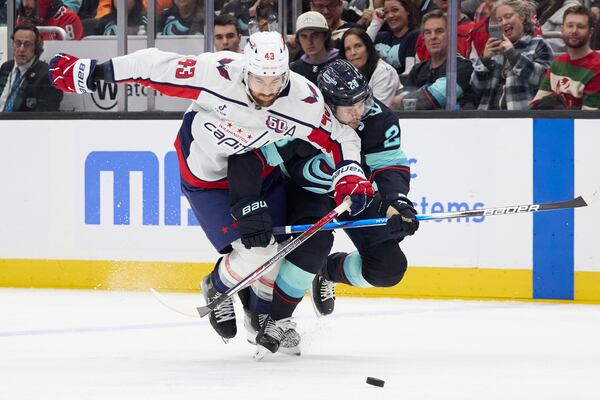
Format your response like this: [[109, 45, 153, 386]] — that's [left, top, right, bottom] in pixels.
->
[[470, 0, 553, 110]]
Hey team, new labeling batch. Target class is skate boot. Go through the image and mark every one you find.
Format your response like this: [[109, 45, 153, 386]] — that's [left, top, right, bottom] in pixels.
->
[[244, 310, 300, 355], [254, 316, 299, 360], [310, 271, 336, 317], [200, 274, 236, 343], [279, 325, 301, 356]]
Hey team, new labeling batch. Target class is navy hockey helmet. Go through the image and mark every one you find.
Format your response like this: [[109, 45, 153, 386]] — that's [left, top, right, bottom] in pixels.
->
[[316, 59, 372, 109]]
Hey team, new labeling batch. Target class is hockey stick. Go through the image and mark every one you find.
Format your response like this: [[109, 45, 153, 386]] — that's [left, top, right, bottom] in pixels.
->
[[272, 196, 588, 234], [149, 288, 202, 318], [195, 197, 353, 318]]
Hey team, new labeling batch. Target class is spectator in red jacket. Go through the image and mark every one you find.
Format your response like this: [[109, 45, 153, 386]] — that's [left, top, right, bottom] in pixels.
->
[[414, 0, 475, 61], [17, 0, 83, 40]]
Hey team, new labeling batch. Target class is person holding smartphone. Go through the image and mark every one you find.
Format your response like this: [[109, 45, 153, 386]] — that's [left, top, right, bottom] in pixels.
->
[[470, 0, 554, 110]]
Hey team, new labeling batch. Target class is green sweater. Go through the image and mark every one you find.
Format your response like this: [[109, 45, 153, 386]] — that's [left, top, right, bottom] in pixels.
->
[[532, 51, 600, 110]]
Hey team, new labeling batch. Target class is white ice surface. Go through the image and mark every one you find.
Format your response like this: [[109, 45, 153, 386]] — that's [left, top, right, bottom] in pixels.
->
[[1, 288, 599, 400]]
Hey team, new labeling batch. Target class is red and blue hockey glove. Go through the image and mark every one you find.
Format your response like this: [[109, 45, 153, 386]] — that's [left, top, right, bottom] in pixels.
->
[[48, 53, 97, 94], [332, 161, 375, 216], [379, 194, 419, 239], [231, 199, 273, 249]]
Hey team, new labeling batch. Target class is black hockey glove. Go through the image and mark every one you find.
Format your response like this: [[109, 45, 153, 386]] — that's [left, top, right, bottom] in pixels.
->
[[379, 194, 419, 239], [231, 199, 273, 249]]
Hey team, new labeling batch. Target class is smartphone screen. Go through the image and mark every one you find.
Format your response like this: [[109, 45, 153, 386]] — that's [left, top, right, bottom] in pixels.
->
[[489, 24, 504, 40]]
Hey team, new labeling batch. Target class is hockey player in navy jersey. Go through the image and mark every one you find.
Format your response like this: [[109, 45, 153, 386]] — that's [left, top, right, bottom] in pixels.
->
[[48, 32, 375, 346], [249, 59, 419, 358]]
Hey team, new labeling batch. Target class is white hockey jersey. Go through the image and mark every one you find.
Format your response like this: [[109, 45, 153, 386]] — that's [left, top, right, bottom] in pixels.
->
[[110, 48, 362, 189]]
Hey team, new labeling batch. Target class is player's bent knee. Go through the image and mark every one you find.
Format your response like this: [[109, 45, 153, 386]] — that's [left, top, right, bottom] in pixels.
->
[[362, 243, 407, 287]]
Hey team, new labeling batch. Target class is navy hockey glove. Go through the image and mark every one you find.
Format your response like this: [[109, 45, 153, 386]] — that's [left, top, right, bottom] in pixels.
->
[[379, 194, 419, 239], [332, 161, 375, 216], [48, 53, 97, 93], [231, 199, 273, 249]]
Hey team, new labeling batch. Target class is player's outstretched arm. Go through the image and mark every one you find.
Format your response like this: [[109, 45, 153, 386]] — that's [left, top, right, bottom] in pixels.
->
[[49, 48, 205, 100]]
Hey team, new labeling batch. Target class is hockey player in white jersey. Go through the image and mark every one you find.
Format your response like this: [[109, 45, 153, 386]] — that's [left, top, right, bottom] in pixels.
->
[[48, 32, 374, 346]]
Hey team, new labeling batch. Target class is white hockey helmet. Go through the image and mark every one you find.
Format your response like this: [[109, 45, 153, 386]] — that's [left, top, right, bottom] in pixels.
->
[[243, 31, 290, 94]]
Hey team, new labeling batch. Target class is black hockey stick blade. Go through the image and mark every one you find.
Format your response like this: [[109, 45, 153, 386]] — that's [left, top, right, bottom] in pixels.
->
[[537, 195, 587, 210], [197, 299, 221, 318]]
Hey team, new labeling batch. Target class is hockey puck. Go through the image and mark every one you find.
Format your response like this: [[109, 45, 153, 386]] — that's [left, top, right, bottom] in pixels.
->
[[366, 377, 385, 387]]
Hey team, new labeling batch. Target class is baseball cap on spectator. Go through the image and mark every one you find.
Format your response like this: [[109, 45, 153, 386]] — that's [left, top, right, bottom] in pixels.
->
[[296, 11, 329, 32]]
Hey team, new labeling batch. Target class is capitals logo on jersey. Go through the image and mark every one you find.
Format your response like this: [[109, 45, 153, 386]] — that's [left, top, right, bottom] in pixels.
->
[[302, 83, 319, 104], [217, 58, 234, 80]]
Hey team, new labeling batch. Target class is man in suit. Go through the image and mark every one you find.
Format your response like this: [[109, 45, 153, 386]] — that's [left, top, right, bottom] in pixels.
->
[[0, 24, 63, 112]]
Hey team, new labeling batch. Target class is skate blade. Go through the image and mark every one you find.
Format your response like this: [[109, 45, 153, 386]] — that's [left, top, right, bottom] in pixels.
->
[[279, 346, 301, 356], [254, 345, 270, 361], [246, 332, 257, 346], [221, 337, 229, 344]]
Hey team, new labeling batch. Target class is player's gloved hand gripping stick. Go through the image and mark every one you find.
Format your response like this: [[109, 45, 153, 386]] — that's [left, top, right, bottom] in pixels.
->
[[332, 161, 375, 216], [195, 197, 353, 318], [379, 194, 420, 239], [231, 199, 273, 249]]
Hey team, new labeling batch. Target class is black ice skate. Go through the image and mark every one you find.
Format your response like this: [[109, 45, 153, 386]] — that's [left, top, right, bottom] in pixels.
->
[[254, 316, 300, 360], [243, 308, 267, 345], [310, 272, 336, 317], [245, 310, 301, 356], [201, 275, 236, 343]]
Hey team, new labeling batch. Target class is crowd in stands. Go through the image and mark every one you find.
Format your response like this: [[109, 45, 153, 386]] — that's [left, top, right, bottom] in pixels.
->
[[2, 0, 600, 112]]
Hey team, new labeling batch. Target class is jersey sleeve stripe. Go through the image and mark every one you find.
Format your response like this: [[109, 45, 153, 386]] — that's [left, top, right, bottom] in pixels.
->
[[200, 87, 249, 107], [365, 149, 409, 169], [116, 78, 201, 100], [369, 166, 411, 181]]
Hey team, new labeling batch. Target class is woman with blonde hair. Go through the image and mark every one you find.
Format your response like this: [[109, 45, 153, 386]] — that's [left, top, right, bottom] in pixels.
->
[[470, 0, 553, 110]]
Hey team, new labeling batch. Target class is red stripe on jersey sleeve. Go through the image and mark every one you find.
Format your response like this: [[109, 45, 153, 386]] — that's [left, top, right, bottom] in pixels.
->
[[307, 128, 342, 165], [119, 78, 201, 100], [369, 166, 410, 181]]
